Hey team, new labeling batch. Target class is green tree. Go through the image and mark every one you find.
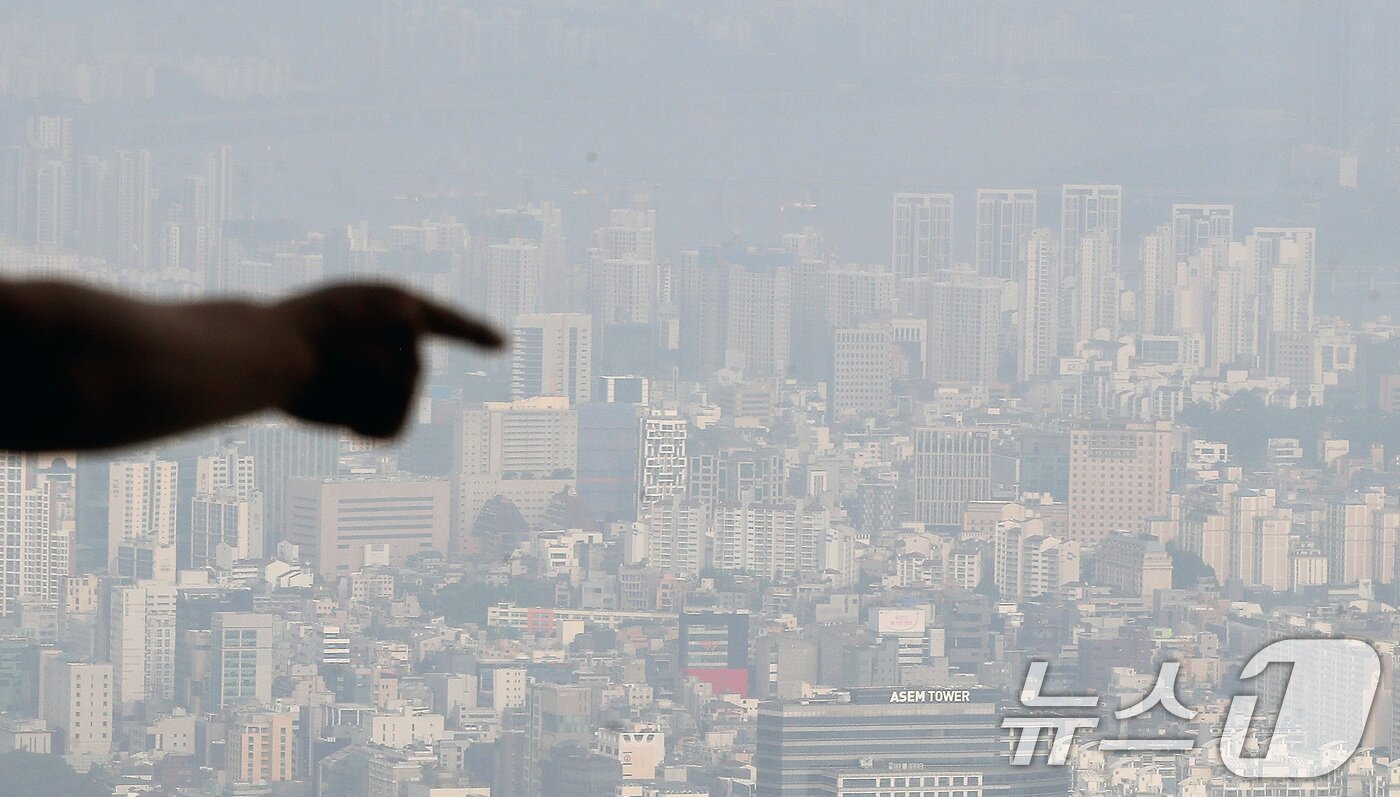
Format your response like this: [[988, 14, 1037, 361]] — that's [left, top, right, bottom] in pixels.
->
[[0, 751, 108, 797]]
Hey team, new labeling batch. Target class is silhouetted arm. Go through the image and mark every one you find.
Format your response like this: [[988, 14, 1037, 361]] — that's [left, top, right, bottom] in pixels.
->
[[0, 280, 503, 451]]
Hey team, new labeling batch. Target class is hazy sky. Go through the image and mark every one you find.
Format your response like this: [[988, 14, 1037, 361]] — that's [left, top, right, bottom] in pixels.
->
[[4, 1, 1397, 264]]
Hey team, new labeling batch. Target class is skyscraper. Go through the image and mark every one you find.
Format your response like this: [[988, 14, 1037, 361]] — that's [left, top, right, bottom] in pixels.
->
[[511, 313, 593, 404], [1059, 184, 1121, 278], [1070, 226, 1121, 345], [115, 148, 153, 269], [1018, 228, 1060, 381], [975, 188, 1036, 280], [892, 193, 954, 279]]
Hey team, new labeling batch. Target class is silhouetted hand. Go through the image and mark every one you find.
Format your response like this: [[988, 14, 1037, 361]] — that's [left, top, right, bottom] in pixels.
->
[[274, 284, 505, 438]]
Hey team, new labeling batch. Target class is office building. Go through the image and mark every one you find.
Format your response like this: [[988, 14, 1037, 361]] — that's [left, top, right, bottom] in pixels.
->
[[679, 610, 750, 697], [240, 422, 340, 555], [913, 427, 992, 528], [512, 313, 593, 404], [638, 414, 688, 510], [831, 325, 893, 419], [285, 477, 451, 577], [755, 687, 1067, 797], [1090, 532, 1173, 599], [227, 710, 297, 785], [459, 397, 578, 546], [42, 660, 113, 761], [1067, 423, 1172, 544], [207, 612, 275, 710], [577, 401, 644, 523]]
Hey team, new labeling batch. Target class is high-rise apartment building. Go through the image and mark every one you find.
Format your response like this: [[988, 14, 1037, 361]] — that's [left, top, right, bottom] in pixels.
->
[[1071, 226, 1121, 345], [1171, 203, 1234, 260], [107, 456, 178, 576], [994, 520, 1080, 599], [726, 256, 793, 377], [1067, 422, 1172, 543], [0, 454, 74, 617], [892, 193, 953, 279], [975, 188, 1036, 280], [827, 266, 896, 328], [1322, 491, 1400, 586], [927, 267, 1002, 385], [637, 494, 708, 578], [912, 427, 992, 527], [714, 501, 831, 581], [115, 148, 153, 269], [1018, 228, 1060, 381], [486, 239, 542, 324], [511, 313, 593, 404], [1060, 184, 1121, 278], [190, 447, 262, 569]]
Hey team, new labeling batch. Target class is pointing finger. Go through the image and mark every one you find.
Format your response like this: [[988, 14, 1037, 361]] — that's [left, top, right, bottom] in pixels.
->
[[413, 298, 506, 348]]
